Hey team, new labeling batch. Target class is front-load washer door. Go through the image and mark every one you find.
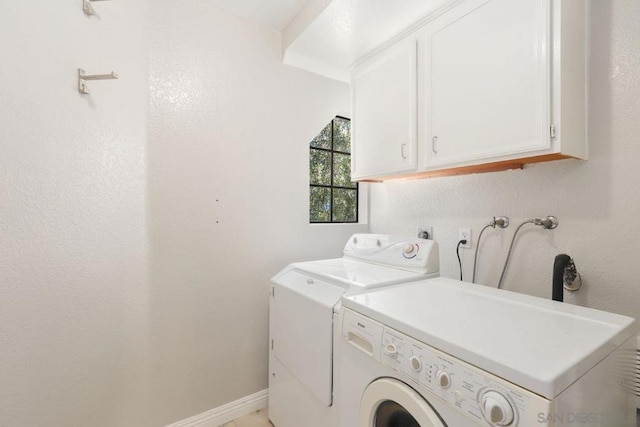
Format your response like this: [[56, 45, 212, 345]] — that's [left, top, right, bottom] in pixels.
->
[[360, 378, 446, 427]]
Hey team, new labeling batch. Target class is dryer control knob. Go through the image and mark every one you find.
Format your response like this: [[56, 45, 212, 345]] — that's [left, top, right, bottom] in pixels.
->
[[436, 370, 451, 389], [409, 355, 422, 372], [403, 244, 415, 254], [480, 391, 514, 426]]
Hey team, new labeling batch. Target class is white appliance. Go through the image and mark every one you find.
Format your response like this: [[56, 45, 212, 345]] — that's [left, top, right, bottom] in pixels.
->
[[340, 277, 638, 427], [268, 234, 440, 427]]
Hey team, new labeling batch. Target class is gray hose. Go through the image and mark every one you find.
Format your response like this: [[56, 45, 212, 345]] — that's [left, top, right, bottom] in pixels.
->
[[472, 224, 492, 283], [497, 220, 536, 289]]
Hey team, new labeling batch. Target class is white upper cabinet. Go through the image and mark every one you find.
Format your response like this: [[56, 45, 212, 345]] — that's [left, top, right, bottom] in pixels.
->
[[351, 39, 418, 180], [348, 0, 587, 181], [423, 0, 552, 167]]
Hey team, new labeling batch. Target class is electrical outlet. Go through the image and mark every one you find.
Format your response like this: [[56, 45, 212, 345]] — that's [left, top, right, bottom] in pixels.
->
[[418, 225, 433, 240], [458, 228, 471, 249]]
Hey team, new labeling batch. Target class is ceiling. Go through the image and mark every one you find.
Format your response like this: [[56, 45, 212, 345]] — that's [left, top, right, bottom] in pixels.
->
[[208, 0, 456, 82], [283, 0, 453, 81], [207, 0, 311, 31]]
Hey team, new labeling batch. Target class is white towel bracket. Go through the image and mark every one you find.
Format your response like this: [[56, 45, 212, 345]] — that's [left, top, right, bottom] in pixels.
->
[[78, 68, 119, 95], [83, 0, 112, 16]]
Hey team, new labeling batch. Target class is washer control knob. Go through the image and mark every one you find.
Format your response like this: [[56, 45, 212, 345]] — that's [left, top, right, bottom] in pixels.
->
[[403, 244, 415, 254], [453, 391, 464, 404], [436, 370, 451, 389], [383, 343, 398, 358], [409, 355, 422, 372], [480, 391, 514, 426]]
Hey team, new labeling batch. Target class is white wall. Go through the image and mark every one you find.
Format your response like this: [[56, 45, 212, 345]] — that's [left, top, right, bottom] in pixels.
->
[[369, 0, 640, 320], [148, 1, 364, 425], [1, 0, 361, 425], [0, 0, 151, 426]]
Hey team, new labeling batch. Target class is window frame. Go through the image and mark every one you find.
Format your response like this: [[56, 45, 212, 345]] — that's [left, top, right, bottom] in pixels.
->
[[310, 116, 359, 224]]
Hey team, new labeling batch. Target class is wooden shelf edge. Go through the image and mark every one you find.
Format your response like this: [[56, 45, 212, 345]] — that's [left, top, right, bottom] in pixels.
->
[[357, 153, 574, 183]]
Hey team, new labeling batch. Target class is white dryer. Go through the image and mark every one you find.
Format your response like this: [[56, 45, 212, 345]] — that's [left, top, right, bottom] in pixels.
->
[[340, 277, 638, 427], [268, 234, 440, 427]]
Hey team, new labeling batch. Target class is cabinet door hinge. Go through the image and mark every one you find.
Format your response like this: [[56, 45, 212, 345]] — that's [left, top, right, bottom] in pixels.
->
[[271, 339, 274, 350], [550, 124, 556, 139], [271, 285, 275, 298]]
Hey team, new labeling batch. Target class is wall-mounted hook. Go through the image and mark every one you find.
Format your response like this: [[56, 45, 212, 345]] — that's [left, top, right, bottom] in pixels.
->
[[78, 68, 119, 95], [83, 0, 112, 16]]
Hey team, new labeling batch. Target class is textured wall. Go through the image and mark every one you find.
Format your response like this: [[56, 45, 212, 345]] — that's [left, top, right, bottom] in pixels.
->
[[0, 0, 151, 426], [5, 1, 633, 425], [369, 0, 640, 319], [0, 0, 361, 424], [148, 1, 364, 424]]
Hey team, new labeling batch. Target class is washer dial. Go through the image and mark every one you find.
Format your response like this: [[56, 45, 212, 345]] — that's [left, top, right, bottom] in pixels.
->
[[383, 343, 398, 358], [436, 370, 451, 389], [402, 244, 418, 259], [479, 390, 515, 426], [409, 355, 422, 372]]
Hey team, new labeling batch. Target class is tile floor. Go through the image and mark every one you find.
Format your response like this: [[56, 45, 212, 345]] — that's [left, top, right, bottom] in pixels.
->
[[222, 409, 272, 427], [221, 407, 640, 426]]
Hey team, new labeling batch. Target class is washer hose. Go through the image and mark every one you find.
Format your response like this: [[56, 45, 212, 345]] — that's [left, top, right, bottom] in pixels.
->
[[497, 220, 535, 289], [472, 224, 492, 283]]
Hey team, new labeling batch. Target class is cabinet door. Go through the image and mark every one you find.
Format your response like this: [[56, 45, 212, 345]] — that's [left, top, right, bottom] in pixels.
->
[[352, 39, 417, 180], [424, 0, 551, 167]]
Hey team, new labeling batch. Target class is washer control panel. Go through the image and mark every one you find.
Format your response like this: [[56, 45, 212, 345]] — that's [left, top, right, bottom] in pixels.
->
[[342, 234, 439, 273], [379, 328, 549, 426]]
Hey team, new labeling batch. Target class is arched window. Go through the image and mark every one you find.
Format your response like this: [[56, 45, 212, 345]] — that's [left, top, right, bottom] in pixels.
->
[[309, 116, 358, 223]]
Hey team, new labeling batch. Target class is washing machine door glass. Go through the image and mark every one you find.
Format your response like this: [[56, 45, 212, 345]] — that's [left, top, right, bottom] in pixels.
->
[[374, 400, 420, 427], [361, 378, 446, 427]]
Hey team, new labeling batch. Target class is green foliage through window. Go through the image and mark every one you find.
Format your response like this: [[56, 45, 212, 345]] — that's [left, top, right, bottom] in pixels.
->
[[310, 117, 358, 223]]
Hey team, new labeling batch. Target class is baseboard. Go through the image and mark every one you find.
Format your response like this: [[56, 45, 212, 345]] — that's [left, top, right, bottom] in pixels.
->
[[168, 389, 268, 427]]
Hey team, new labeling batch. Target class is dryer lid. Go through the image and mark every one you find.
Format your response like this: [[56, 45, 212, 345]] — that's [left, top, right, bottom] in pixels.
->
[[288, 258, 430, 291]]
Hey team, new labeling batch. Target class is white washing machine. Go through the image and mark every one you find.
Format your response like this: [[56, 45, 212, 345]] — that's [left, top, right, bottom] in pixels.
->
[[340, 277, 638, 427], [268, 234, 440, 427]]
